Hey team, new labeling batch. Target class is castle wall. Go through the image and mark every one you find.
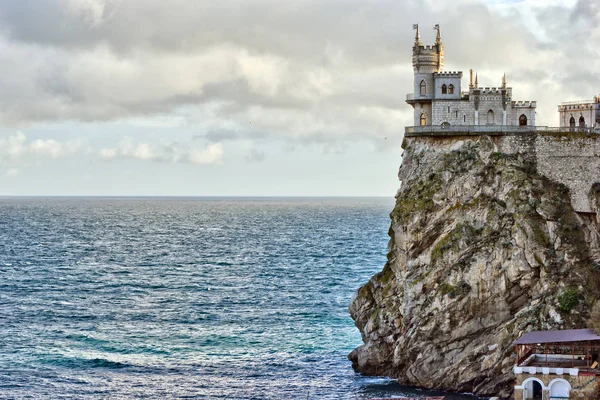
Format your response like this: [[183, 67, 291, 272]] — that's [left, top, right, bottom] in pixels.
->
[[431, 100, 474, 125], [433, 75, 462, 100], [509, 106, 536, 127], [413, 102, 432, 127], [559, 104, 599, 128], [475, 95, 506, 125], [406, 132, 600, 213], [535, 134, 600, 213]]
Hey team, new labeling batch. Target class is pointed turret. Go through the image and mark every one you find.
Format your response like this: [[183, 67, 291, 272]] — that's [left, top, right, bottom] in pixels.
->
[[502, 73, 506, 89], [413, 24, 422, 47], [475, 73, 479, 88], [434, 24, 442, 45]]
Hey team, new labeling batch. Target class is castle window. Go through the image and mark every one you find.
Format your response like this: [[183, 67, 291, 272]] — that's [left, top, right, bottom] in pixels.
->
[[487, 109, 495, 125], [570, 116, 576, 128], [447, 106, 450, 113], [463, 115, 466, 123], [448, 84, 454, 94], [579, 116, 585, 128], [420, 113, 427, 126], [420, 80, 426, 96], [455, 110, 458, 118], [519, 114, 527, 126], [442, 84, 447, 94]]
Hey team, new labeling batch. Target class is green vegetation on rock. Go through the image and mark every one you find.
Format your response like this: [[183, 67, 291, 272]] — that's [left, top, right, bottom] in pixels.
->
[[558, 287, 580, 313]]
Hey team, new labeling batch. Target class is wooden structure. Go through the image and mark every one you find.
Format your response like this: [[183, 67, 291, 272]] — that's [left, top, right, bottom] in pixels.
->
[[513, 329, 600, 400]]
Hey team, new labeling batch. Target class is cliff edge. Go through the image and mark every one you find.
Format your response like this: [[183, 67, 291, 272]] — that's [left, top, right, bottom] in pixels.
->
[[349, 134, 600, 397]]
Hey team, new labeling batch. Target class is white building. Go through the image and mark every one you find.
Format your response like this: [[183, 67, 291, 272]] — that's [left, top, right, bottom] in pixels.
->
[[406, 25, 536, 128], [558, 96, 600, 129]]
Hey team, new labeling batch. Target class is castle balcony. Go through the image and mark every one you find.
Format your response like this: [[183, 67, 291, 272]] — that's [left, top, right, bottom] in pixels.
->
[[404, 125, 600, 137], [406, 93, 433, 104]]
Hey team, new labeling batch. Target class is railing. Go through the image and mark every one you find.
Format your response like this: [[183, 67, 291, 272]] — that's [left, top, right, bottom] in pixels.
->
[[514, 365, 579, 376], [560, 100, 595, 106], [406, 94, 433, 101], [405, 125, 600, 135]]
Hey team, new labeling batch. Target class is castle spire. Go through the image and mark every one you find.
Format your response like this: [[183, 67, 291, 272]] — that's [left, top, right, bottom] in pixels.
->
[[475, 73, 478, 87], [413, 24, 422, 46], [502, 73, 506, 89], [469, 69, 474, 89], [434, 24, 442, 45]]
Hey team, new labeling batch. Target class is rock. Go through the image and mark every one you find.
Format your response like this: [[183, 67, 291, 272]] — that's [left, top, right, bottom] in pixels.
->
[[349, 135, 600, 398]]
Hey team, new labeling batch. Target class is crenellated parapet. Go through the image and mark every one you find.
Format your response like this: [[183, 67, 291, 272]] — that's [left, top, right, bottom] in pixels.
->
[[512, 101, 536, 108]]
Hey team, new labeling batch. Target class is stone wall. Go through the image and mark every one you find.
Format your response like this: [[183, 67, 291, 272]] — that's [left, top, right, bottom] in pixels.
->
[[514, 373, 598, 400], [409, 132, 600, 213], [535, 134, 600, 213], [431, 100, 474, 125]]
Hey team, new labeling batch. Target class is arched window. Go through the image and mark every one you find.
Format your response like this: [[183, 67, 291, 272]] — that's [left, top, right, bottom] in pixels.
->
[[519, 114, 527, 126], [579, 116, 585, 128], [448, 84, 454, 94], [441, 84, 447, 94], [420, 80, 426, 96], [420, 113, 427, 126], [487, 109, 495, 125], [569, 116, 576, 128]]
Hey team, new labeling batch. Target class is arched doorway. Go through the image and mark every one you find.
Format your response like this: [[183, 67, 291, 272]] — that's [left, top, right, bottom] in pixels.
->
[[519, 114, 527, 126], [441, 122, 450, 128], [532, 380, 543, 399], [487, 109, 495, 125], [579, 116, 585, 128], [420, 113, 427, 126], [523, 378, 545, 400], [549, 379, 571, 399], [570, 116, 576, 128]]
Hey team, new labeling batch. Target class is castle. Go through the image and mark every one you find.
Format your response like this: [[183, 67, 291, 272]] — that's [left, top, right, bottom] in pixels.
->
[[402, 24, 600, 215], [406, 25, 599, 131]]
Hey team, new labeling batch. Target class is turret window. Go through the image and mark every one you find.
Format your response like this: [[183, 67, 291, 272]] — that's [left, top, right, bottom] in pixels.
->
[[448, 84, 454, 94], [570, 116, 576, 128], [441, 84, 447, 94], [579, 116, 585, 128], [420, 80, 426, 96], [420, 113, 427, 126]]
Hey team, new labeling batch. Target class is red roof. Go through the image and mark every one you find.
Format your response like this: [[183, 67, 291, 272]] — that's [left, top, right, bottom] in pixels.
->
[[513, 329, 600, 345]]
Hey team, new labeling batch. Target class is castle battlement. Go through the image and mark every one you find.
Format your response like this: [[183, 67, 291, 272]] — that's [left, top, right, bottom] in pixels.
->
[[512, 101, 536, 108], [476, 87, 512, 94], [435, 71, 462, 76]]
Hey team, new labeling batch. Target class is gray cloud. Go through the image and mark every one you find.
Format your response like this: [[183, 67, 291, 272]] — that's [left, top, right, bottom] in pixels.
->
[[0, 0, 597, 146]]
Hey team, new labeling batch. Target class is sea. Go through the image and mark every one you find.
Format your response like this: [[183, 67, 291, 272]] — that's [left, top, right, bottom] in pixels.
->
[[0, 197, 477, 399]]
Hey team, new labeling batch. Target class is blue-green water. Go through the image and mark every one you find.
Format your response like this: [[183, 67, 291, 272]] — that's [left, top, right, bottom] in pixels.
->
[[0, 197, 475, 399]]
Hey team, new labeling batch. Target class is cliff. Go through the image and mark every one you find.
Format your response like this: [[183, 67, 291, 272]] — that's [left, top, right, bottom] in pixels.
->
[[349, 134, 600, 397]]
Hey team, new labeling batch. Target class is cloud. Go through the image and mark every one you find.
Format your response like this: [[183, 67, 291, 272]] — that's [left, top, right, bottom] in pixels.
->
[[99, 138, 223, 165], [4, 168, 19, 177], [0, 132, 82, 161], [245, 148, 266, 163], [0, 132, 83, 176], [0, 0, 597, 146]]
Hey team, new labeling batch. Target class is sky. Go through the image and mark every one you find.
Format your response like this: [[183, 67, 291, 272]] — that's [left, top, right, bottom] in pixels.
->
[[0, 0, 598, 196]]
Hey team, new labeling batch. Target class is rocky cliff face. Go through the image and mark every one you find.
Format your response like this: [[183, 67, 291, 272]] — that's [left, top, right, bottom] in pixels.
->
[[349, 135, 600, 397]]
